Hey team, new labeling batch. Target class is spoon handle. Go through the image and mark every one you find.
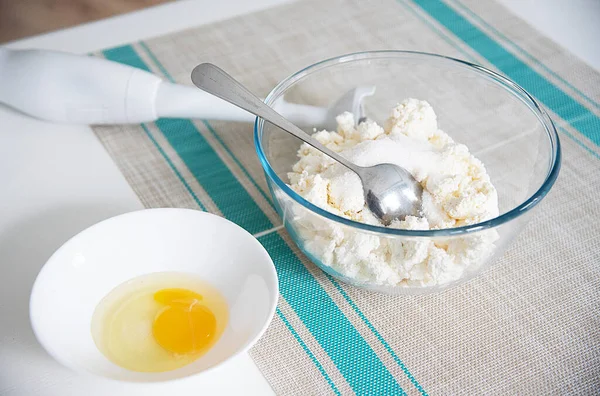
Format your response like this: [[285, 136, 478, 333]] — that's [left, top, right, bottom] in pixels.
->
[[191, 63, 360, 174]]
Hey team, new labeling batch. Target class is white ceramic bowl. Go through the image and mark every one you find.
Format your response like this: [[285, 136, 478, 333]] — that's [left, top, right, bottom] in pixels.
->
[[29, 208, 279, 382]]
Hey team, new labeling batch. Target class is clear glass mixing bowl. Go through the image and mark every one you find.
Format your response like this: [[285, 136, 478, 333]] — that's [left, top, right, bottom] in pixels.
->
[[254, 51, 561, 295]]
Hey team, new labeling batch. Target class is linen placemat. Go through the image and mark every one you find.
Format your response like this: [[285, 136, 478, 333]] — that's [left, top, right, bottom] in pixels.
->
[[92, 0, 600, 394]]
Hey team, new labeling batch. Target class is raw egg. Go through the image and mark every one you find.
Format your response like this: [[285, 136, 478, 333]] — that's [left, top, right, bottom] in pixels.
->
[[91, 272, 228, 372]]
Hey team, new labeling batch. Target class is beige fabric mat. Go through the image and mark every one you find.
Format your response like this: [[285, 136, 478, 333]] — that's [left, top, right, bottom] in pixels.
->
[[92, 0, 600, 394]]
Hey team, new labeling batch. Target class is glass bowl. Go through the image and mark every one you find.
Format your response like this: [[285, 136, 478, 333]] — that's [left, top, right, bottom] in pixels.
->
[[254, 51, 560, 295]]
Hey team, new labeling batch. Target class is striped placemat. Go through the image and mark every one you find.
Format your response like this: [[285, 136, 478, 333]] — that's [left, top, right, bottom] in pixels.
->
[[92, 0, 600, 394]]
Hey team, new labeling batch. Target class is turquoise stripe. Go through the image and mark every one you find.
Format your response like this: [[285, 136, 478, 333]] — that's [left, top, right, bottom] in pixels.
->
[[140, 124, 207, 211], [276, 308, 342, 395], [449, 0, 600, 111], [202, 120, 275, 206], [326, 274, 428, 396], [412, 0, 600, 147], [140, 40, 426, 393], [103, 45, 273, 235], [559, 126, 600, 161], [397, 0, 473, 60], [397, 0, 599, 161], [138, 41, 170, 77], [104, 43, 405, 395], [137, 41, 275, 207], [103, 46, 149, 71], [155, 117, 273, 234], [260, 232, 406, 396]]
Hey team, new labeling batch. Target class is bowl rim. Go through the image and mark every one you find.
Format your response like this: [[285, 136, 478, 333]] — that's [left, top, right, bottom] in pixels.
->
[[254, 50, 561, 237], [29, 208, 279, 383]]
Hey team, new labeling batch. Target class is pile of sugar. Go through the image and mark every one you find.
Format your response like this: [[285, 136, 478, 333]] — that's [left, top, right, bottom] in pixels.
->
[[286, 99, 499, 287]]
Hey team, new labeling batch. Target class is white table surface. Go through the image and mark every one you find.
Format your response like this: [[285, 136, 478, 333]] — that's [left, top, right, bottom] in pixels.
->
[[0, 0, 597, 395]]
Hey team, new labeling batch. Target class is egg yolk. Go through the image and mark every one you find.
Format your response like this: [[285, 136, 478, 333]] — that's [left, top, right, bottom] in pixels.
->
[[152, 288, 216, 355]]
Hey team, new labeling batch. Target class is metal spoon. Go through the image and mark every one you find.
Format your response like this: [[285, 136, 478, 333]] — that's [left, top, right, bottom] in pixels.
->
[[191, 63, 423, 224]]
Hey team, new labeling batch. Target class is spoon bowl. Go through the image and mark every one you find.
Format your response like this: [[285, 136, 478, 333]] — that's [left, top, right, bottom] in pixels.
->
[[359, 163, 423, 225]]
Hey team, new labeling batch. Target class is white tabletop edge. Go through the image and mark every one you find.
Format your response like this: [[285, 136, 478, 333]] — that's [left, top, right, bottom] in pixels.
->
[[4, 0, 293, 54]]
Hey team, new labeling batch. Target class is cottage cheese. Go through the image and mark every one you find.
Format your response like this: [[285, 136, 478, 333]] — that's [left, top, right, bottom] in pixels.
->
[[287, 99, 499, 287]]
